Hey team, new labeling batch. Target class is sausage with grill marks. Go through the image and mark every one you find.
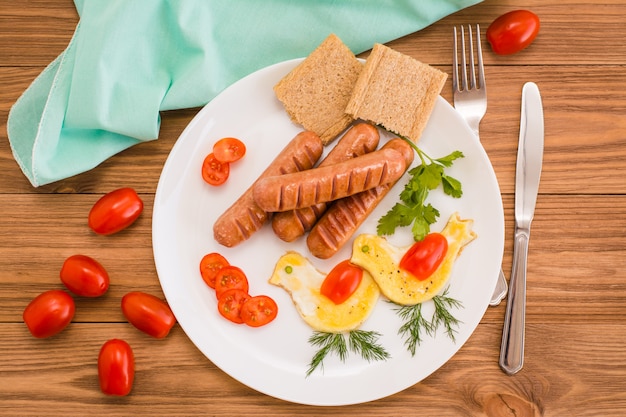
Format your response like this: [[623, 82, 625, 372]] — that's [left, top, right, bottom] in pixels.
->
[[306, 138, 414, 259], [271, 123, 380, 242], [212, 131, 323, 247], [252, 147, 406, 213]]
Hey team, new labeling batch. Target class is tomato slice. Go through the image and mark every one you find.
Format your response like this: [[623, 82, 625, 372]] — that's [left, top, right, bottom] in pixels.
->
[[213, 137, 246, 163], [400, 233, 448, 281], [199, 253, 230, 289], [320, 260, 363, 305], [214, 266, 249, 298], [486, 10, 540, 55], [241, 295, 278, 327], [217, 289, 251, 324], [201, 153, 230, 186], [98, 339, 134, 396]]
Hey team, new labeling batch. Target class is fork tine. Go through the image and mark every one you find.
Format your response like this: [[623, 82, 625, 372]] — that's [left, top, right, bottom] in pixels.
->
[[453, 24, 486, 92]]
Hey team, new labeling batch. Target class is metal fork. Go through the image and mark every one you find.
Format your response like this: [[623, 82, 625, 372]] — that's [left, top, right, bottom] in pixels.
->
[[453, 24, 508, 306]]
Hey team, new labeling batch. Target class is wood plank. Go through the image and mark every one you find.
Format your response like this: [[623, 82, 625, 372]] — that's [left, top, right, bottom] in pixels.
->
[[2, 323, 626, 415]]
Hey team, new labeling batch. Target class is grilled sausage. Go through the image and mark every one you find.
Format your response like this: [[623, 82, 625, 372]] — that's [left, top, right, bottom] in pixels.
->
[[212, 131, 323, 247], [252, 147, 406, 213], [306, 138, 414, 259], [271, 123, 380, 242]]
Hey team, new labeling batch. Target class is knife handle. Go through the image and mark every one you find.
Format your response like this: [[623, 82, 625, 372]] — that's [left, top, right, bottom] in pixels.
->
[[499, 229, 529, 375]]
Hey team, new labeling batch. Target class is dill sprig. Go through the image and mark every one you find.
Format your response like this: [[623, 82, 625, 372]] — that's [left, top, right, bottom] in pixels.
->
[[394, 287, 464, 356], [431, 287, 463, 341], [306, 330, 389, 377]]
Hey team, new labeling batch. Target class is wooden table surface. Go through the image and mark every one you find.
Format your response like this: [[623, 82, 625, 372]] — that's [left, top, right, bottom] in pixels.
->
[[2, 0, 626, 415]]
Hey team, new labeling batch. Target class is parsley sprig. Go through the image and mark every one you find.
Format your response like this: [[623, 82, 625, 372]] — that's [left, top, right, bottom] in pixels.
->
[[377, 141, 464, 241], [306, 330, 390, 377], [394, 287, 463, 356]]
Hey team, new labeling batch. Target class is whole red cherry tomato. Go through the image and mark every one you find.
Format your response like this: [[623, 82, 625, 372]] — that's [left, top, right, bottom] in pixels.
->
[[88, 188, 143, 235], [240, 295, 278, 327], [98, 339, 134, 396], [320, 260, 363, 305], [213, 137, 246, 163], [400, 233, 448, 281], [121, 292, 176, 339], [486, 10, 540, 55], [214, 266, 249, 299], [201, 153, 230, 186], [23, 290, 75, 338], [217, 288, 251, 324], [60, 254, 109, 297], [199, 252, 230, 289]]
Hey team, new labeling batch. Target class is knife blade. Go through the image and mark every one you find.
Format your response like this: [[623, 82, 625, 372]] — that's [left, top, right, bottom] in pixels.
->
[[499, 82, 544, 375]]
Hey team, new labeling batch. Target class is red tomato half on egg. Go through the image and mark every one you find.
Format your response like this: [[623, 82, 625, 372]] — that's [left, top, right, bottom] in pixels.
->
[[320, 260, 363, 305], [88, 188, 143, 235], [400, 232, 448, 281]]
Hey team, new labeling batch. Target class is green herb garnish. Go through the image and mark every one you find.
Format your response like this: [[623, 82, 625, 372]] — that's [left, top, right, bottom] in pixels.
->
[[306, 330, 390, 377], [394, 287, 463, 356], [377, 141, 464, 241]]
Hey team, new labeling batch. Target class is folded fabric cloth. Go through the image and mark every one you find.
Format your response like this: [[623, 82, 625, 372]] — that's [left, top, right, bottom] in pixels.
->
[[8, 0, 482, 187]]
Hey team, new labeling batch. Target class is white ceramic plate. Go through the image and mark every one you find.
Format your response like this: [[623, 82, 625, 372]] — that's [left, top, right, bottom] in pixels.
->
[[152, 59, 504, 406]]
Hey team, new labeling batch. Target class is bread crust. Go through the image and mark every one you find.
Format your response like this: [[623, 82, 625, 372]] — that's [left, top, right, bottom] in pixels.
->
[[346, 43, 448, 143], [273, 34, 363, 145]]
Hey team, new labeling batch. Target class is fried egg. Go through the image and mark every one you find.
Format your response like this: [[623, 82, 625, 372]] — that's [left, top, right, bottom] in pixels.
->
[[350, 212, 476, 305], [268, 251, 380, 333]]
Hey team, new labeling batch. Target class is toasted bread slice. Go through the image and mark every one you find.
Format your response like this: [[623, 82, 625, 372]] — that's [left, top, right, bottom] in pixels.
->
[[274, 34, 363, 145], [345, 43, 447, 143]]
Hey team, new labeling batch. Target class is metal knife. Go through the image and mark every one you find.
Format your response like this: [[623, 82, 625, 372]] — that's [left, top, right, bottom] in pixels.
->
[[499, 82, 544, 375]]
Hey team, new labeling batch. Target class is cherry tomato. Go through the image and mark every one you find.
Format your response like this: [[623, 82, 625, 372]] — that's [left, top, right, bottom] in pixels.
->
[[199, 253, 230, 289], [400, 233, 448, 281], [213, 137, 246, 163], [241, 295, 278, 327], [217, 289, 251, 324], [98, 339, 134, 396], [60, 254, 109, 297], [487, 10, 540, 55], [214, 266, 249, 298], [320, 260, 363, 305], [121, 292, 176, 339], [23, 290, 75, 338], [88, 188, 143, 235], [201, 153, 230, 186]]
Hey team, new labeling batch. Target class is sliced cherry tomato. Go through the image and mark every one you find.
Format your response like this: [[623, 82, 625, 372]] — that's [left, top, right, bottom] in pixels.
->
[[487, 10, 540, 55], [88, 187, 143, 235], [199, 253, 230, 289], [217, 289, 251, 324], [98, 339, 134, 396], [240, 295, 278, 327], [60, 254, 109, 297], [400, 232, 448, 281], [121, 292, 176, 339], [320, 260, 363, 305], [214, 266, 249, 298], [201, 153, 230, 186], [213, 137, 246, 163], [23, 290, 75, 338]]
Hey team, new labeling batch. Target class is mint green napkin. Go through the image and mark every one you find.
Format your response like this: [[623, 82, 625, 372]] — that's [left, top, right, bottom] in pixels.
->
[[8, 0, 482, 187]]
